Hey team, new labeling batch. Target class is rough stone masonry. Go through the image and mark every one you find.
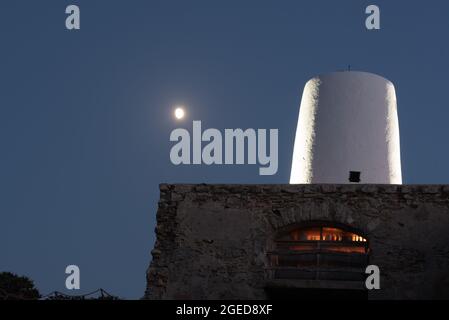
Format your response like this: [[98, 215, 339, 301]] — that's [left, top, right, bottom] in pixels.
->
[[145, 184, 449, 300]]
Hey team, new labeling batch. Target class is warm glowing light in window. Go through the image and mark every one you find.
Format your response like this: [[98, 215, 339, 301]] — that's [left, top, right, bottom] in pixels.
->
[[289, 227, 366, 243]]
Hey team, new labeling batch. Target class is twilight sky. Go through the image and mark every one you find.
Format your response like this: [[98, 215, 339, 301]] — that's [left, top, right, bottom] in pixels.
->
[[1, 0, 449, 298]]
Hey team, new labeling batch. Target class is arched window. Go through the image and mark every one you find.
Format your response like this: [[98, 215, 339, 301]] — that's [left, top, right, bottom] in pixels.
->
[[269, 223, 369, 282]]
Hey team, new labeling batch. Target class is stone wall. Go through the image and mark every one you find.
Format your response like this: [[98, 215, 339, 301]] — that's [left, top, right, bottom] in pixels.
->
[[145, 184, 449, 300]]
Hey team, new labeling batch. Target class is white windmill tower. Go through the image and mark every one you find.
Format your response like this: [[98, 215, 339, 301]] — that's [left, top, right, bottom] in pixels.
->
[[290, 71, 402, 184]]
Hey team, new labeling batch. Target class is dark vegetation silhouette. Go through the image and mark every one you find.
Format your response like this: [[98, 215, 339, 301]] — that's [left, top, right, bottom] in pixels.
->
[[0, 272, 40, 300], [1, 272, 120, 300]]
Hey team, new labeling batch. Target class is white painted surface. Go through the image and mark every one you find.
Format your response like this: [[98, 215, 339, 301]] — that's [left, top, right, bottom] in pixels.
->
[[290, 71, 402, 184]]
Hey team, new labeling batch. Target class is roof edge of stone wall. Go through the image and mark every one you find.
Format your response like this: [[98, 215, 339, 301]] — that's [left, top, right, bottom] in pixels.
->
[[158, 184, 449, 195]]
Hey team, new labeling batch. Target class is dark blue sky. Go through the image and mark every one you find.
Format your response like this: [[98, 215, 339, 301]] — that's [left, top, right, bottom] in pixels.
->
[[1, 0, 449, 298]]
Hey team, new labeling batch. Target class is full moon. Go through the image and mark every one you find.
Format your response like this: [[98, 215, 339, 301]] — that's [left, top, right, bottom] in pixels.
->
[[174, 107, 185, 120]]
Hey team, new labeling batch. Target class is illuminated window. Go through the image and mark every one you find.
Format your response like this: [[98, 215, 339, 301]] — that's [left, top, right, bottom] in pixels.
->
[[286, 226, 367, 253], [269, 224, 369, 282]]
